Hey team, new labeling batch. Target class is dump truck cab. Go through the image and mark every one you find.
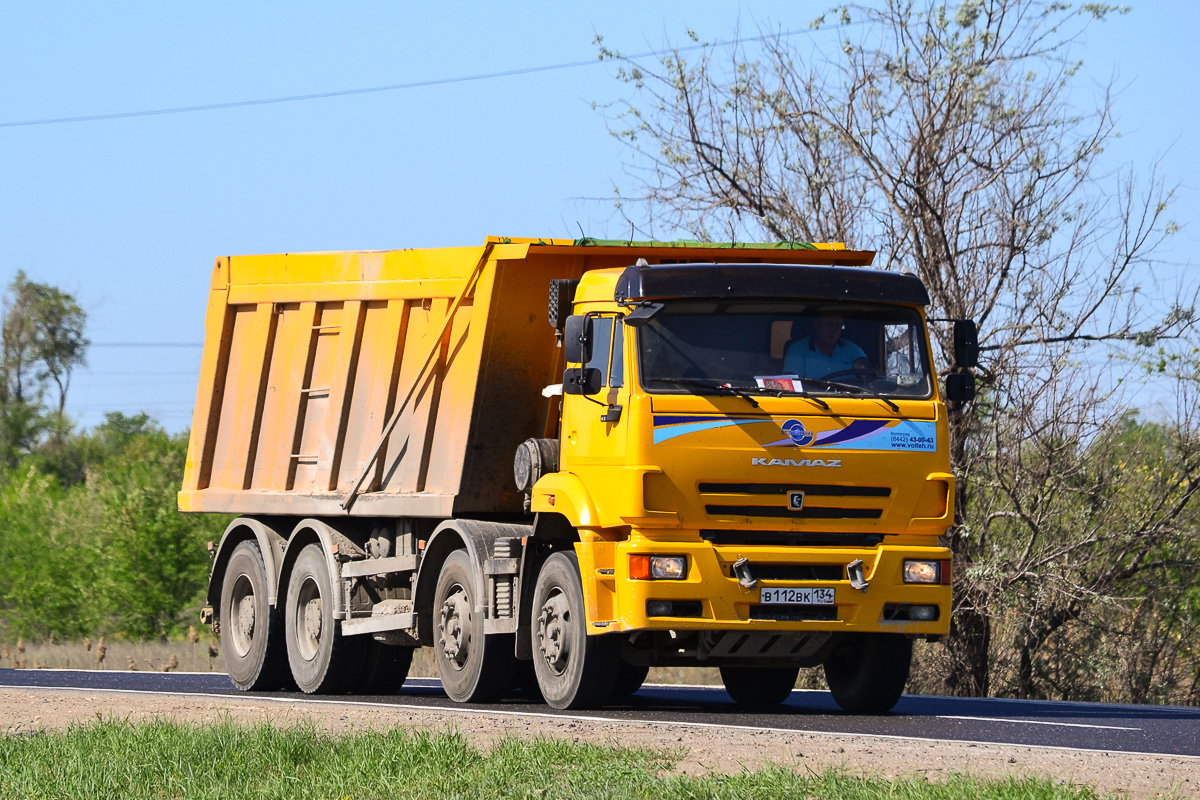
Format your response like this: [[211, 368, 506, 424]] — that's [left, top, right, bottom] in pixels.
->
[[524, 257, 960, 708]]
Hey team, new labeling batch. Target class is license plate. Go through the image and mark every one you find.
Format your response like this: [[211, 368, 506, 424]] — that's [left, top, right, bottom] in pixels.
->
[[759, 587, 835, 605]]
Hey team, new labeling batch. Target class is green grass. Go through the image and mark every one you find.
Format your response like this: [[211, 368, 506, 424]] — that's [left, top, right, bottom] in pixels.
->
[[0, 719, 1105, 800]]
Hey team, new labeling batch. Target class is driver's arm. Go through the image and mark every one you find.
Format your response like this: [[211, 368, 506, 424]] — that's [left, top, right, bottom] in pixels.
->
[[842, 339, 870, 373]]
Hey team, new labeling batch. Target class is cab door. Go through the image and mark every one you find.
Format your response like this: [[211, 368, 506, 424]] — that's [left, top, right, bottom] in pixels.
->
[[561, 314, 628, 468]]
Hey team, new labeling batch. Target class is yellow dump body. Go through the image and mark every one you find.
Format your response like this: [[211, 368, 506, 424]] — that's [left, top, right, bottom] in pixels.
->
[[179, 237, 868, 519]]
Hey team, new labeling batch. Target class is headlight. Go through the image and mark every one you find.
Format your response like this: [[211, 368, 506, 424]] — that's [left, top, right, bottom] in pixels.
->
[[650, 555, 687, 580], [903, 559, 941, 584]]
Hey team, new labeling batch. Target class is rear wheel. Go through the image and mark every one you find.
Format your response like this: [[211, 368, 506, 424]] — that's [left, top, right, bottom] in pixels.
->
[[355, 640, 414, 695], [720, 666, 799, 706], [531, 551, 619, 709], [284, 543, 366, 694], [823, 634, 912, 713], [433, 550, 515, 702], [219, 541, 289, 691]]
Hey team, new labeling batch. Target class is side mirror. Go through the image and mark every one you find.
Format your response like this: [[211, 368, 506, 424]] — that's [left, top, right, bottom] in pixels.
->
[[563, 367, 602, 395], [954, 320, 979, 368], [944, 372, 976, 404], [563, 315, 593, 364]]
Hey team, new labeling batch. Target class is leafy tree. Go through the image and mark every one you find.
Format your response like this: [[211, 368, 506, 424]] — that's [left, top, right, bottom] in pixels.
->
[[0, 468, 103, 640], [0, 414, 226, 640], [89, 417, 220, 638]]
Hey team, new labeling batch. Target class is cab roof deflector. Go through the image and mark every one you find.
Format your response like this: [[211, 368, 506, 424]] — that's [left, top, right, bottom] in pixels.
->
[[613, 262, 930, 306]]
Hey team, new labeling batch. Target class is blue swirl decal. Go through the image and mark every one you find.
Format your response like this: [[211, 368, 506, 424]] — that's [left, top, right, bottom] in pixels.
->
[[652, 415, 936, 451]]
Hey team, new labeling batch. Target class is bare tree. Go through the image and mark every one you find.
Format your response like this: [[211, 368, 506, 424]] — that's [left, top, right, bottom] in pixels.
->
[[601, 1, 1198, 697]]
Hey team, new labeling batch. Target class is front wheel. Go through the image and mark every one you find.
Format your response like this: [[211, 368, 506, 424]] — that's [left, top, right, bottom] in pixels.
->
[[823, 634, 912, 713], [531, 551, 619, 709], [433, 550, 515, 702], [720, 666, 799, 706], [219, 541, 289, 691], [284, 543, 366, 694]]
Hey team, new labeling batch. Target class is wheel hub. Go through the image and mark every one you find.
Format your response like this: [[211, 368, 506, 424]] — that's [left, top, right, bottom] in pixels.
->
[[304, 598, 322, 640], [439, 589, 471, 669], [537, 592, 571, 674], [229, 574, 257, 657], [237, 594, 256, 639]]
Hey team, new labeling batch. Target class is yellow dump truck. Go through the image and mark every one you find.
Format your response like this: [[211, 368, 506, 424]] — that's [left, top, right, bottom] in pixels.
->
[[182, 236, 977, 711]]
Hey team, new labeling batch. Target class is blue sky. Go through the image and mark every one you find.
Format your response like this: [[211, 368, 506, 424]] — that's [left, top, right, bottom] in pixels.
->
[[1, 2, 1196, 431]]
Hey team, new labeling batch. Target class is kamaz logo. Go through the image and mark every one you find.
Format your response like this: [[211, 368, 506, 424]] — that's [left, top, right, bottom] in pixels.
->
[[751, 457, 842, 468], [781, 419, 815, 446]]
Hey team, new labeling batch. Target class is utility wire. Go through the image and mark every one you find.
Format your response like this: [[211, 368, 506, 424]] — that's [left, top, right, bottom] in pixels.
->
[[0, 25, 854, 129]]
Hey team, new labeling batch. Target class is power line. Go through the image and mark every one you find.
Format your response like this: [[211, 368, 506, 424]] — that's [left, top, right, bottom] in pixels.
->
[[0, 25, 853, 129]]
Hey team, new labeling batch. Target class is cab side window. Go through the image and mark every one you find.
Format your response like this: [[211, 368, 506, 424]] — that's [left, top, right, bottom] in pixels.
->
[[583, 315, 624, 388], [610, 319, 625, 388], [585, 316, 613, 385]]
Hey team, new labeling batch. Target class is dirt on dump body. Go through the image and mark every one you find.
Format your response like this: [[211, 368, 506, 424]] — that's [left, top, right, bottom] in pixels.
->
[[2, 686, 1197, 798]]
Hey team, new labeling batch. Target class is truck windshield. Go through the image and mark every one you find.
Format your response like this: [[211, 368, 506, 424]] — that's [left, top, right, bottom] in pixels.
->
[[635, 301, 933, 399]]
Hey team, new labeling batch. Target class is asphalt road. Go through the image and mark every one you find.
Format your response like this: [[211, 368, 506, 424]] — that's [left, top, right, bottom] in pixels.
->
[[2, 668, 1197, 758]]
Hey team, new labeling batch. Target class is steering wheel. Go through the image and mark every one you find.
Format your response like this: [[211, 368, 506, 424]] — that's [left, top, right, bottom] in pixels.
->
[[816, 368, 874, 386]]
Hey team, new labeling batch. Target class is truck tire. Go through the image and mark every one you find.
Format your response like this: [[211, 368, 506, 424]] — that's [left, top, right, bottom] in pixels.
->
[[219, 541, 290, 691], [719, 666, 799, 706], [612, 662, 650, 697], [531, 551, 618, 709], [433, 550, 515, 702], [823, 634, 912, 713], [284, 543, 366, 694], [355, 640, 414, 695]]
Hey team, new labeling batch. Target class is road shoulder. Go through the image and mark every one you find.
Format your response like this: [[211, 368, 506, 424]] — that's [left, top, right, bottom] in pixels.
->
[[2, 687, 1195, 798]]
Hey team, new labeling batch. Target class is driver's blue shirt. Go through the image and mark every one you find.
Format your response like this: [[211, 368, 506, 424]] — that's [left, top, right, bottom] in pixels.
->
[[783, 337, 868, 379]]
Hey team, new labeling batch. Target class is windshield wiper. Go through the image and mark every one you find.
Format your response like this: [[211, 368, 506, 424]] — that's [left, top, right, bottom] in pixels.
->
[[656, 378, 760, 408], [802, 379, 901, 413], [752, 384, 831, 411], [657, 378, 836, 412]]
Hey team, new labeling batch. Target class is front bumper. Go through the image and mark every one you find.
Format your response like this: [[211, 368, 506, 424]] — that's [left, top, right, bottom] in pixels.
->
[[578, 535, 951, 637]]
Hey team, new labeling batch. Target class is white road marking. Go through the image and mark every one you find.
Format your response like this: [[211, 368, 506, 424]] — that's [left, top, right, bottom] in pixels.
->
[[936, 714, 1140, 731], [3, 682, 1196, 760]]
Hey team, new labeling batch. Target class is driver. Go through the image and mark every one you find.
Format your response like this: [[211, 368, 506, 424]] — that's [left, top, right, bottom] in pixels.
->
[[782, 312, 871, 379]]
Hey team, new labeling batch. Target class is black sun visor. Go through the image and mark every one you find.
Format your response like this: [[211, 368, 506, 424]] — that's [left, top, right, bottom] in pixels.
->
[[613, 262, 930, 306]]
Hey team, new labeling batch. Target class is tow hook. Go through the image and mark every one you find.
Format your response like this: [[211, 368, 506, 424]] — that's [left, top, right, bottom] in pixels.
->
[[846, 559, 869, 592], [732, 557, 757, 591]]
